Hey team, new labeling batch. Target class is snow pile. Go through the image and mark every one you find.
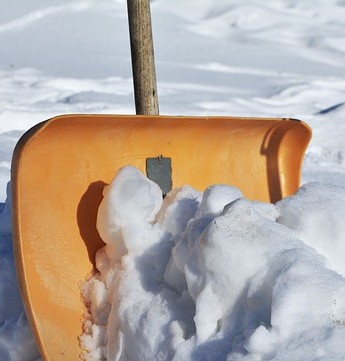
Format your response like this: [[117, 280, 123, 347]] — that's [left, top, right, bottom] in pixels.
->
[[0, 183, 40, 360], [81, 166, 345, 361]]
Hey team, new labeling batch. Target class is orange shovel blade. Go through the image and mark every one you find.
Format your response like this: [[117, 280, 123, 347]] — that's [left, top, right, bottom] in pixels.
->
[[11, 114, 311, 360]]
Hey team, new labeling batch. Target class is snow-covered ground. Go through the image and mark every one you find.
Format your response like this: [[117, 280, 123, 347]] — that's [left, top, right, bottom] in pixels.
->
[[0, 0, 345, 360]]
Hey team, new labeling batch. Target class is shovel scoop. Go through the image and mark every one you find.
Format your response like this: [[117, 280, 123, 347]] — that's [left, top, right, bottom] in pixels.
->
[[12, 114, 311, 360]]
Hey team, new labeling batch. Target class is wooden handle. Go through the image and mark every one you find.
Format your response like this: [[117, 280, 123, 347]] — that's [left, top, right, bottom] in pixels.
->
[[127, 0, 159, 115]]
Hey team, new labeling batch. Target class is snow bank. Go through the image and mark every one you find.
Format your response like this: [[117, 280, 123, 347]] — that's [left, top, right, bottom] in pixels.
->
[[81, 167, 345, 361], [0, 183, 40, 361]]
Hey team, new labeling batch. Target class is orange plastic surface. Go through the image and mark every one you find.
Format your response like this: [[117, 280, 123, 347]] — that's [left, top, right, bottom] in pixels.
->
[[11, 114, 311, 360]]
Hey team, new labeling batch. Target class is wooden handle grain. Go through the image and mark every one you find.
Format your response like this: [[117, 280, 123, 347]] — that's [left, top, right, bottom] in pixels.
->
[[127, 0, 159, 115]]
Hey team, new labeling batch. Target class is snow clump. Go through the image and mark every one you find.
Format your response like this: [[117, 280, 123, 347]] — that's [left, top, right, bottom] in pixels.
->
[[81, 166, 345, 361]]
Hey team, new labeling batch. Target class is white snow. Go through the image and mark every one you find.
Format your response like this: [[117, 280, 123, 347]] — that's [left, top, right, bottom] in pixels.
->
[[81, 167, 345, 361], [0, 0, 345, 360]]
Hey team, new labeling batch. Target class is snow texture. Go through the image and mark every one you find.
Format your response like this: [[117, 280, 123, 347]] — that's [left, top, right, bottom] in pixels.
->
[[81, 167, 345, 361], [0, 0, 345, 359]]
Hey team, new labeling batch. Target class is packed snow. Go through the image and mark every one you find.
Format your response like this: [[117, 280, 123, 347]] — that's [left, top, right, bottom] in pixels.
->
[[0, 0, 345, 360], [81, 166, 345, 361]]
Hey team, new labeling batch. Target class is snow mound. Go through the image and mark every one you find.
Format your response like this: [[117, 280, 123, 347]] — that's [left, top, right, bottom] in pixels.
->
[[0, 183, 40, 360], [81, 166, 345, 361]]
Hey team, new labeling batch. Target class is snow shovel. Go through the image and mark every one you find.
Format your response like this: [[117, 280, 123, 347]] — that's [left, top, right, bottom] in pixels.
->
[[11, 1, 312, 360]]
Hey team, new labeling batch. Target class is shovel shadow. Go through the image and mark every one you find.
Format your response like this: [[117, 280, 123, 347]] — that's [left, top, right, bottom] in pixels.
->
[[77, 181, 107, 268]]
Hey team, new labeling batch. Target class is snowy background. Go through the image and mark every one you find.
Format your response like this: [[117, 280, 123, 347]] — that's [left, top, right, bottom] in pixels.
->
[[0, 0, 345, 360]]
